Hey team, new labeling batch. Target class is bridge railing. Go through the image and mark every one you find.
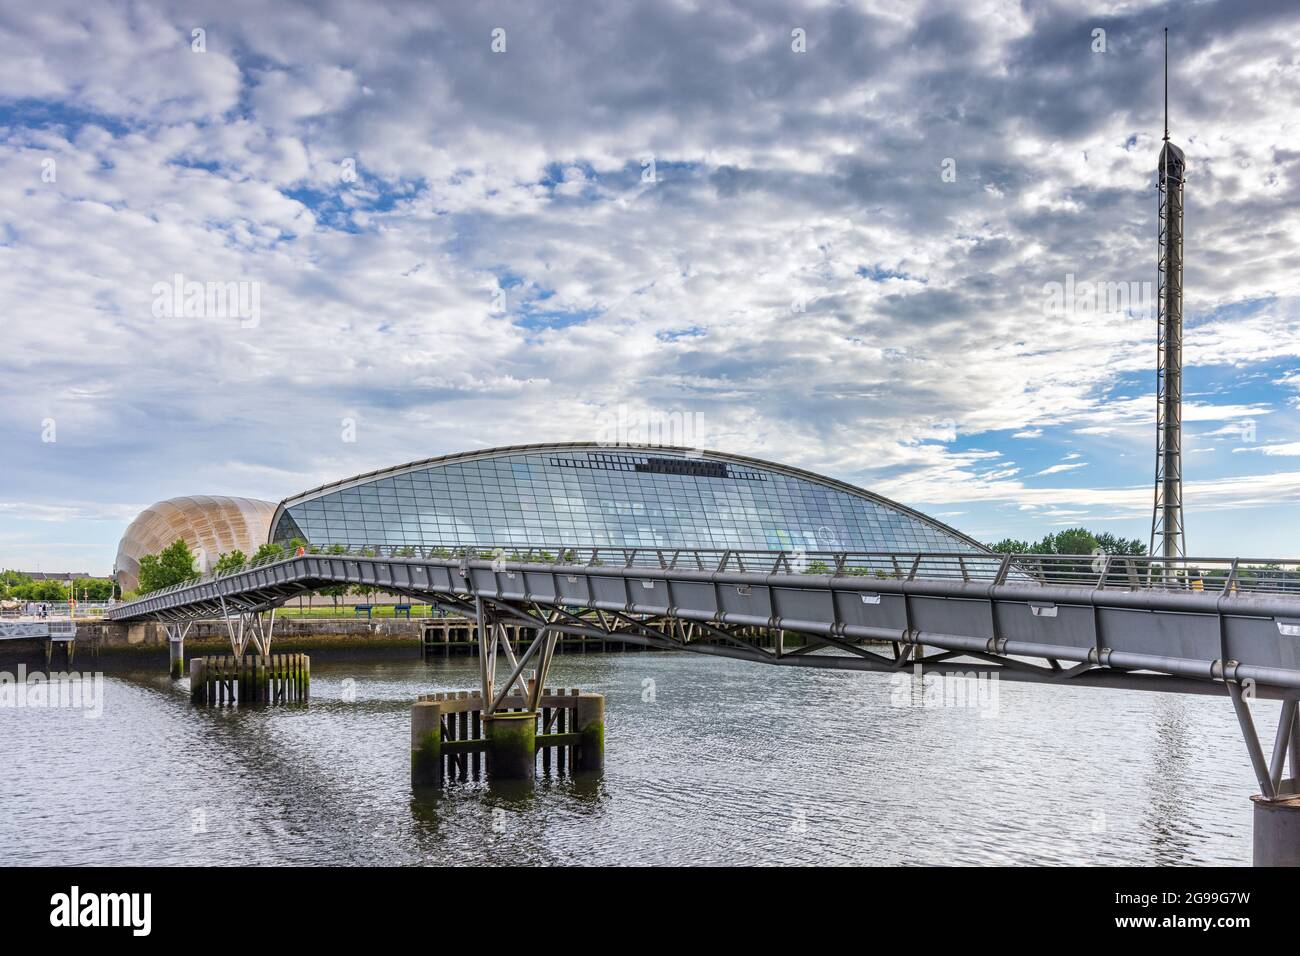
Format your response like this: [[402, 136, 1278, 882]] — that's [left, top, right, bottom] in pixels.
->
[[120, 542, 1300, 605]]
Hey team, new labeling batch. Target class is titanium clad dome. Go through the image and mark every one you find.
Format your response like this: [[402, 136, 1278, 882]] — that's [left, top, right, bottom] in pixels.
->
[[115, 496, 278, 592], [270, 443, 988, 555]]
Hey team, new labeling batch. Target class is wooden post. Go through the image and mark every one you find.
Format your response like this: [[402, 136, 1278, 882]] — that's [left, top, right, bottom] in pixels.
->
[[557, 693, 567, 773], [542, 689, 552, 773], [471, 703, 482, 777], [574, 694, 605, 772], [411, 699, 444, 786], [190, 657, 207, 705]]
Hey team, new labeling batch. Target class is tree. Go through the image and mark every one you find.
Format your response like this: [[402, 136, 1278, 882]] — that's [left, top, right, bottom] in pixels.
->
[[317, 582, 350, 610], [0, 569, 31, 599], [987, 529, 1148, 560], [988, 538, 1030, 554], [137, 539, 200, 594], [1093, 533, 1147, 556], [311, 545, 351, 611], [215, 550, 247, 574], [251, 543, 285, 564], [12, 579, 67, 602], [73, 578, 115, 602], [1033, 527, 1100, 556]]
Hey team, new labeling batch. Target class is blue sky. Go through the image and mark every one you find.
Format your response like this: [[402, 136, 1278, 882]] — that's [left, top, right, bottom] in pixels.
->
[[1, 0, 1299, 574]]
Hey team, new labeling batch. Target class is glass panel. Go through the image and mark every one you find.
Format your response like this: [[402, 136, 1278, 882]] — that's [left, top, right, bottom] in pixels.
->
[[274, 450, 978, 554]]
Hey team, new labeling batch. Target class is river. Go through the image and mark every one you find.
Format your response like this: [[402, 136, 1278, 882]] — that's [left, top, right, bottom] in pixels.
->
[[0, 650, 1273, 865]]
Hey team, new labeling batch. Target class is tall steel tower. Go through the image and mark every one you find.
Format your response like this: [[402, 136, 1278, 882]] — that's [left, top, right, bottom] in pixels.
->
[[1151, 27, 1187, 560]]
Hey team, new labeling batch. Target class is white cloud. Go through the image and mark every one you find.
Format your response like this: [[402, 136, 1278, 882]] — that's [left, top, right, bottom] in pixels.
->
[[1035, 462, 1088, 476], [1235, 442, 1300, 456], [1, 0, 1299, 568]]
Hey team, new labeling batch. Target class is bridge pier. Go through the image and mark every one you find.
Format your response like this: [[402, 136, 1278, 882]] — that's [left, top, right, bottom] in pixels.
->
[[168, 635, 184, 680], [1253, 792, 1300, 866], [1227, 685, 1300, 865], [42, 638, 75, 669], [410, 689, 603, 787], [162, 622, 192, 680]]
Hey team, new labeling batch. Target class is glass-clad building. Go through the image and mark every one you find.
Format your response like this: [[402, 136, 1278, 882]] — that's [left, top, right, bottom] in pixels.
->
[[270, 444, 985, 555]]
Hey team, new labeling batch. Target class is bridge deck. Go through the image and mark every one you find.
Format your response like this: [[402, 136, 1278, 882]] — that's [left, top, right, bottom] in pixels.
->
[[0, 619, 77, 641], [102, 547, 1300, 698]]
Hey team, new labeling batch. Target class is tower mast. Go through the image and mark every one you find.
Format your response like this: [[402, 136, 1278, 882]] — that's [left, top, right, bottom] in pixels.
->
[[1151, 27, 1187, 561]]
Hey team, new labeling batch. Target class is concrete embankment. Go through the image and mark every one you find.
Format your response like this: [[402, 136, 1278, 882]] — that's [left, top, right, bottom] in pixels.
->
[[0, 618, 428, 668]]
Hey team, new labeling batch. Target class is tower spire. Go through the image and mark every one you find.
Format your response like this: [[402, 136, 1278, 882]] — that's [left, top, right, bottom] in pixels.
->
[[1163, 27, 1169, 143], [1151, 27, 1187, 562]]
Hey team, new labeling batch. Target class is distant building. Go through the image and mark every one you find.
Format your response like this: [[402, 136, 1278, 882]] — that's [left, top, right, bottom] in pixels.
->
[[114, 496, 278, 592]]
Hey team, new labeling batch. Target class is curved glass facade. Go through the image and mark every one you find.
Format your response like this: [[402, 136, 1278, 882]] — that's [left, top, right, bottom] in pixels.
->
[[271, 446, 983, 554]]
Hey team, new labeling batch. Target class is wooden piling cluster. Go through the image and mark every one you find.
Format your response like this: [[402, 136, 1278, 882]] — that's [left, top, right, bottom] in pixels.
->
[[189, 654, 310, 705], [411, 688, 604, 785]]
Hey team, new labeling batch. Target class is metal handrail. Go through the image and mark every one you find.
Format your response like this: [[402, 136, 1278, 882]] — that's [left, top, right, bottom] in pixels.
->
[[116, 543, 1300, 610]]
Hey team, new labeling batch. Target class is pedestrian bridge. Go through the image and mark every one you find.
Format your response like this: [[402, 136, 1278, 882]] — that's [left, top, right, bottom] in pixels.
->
[[0, 618, 77, 641], [107, 545, 1300, 802], [107, 545, 1300, 691]]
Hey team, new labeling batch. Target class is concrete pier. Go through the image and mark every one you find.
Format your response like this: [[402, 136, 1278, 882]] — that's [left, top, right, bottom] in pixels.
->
[[168, 638, 184, 680], [485, 712, 537, 780], [1253, 793, 1300, 866]]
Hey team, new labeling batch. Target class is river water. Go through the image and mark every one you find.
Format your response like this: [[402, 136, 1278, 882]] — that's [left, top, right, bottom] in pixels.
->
[[0, 650, 1275, 865]]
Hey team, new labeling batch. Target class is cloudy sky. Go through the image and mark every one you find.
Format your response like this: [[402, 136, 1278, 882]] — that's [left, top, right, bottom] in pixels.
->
[[2, 0, 1299, 574]]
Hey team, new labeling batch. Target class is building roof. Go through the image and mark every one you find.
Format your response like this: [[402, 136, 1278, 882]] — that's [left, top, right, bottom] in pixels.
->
[[273, 442, 988, 553]]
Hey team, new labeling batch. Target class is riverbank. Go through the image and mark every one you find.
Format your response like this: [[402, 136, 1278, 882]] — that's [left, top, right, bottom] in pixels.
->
[[0, 617, 656, 668]]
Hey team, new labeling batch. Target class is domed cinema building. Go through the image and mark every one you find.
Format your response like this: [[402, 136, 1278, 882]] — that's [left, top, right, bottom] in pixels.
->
[[115, 496, 278, 592], [268, 443, 987, 557]]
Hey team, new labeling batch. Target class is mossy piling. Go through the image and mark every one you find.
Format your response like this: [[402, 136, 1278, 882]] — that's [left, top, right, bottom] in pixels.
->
[[189, 653, 310, 705], [410, 688, 605, 786]]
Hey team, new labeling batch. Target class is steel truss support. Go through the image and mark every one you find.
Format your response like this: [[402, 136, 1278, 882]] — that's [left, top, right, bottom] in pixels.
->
[[1228, 682, 1300, 801], [396, 597, 1295, 702], [466, 597, 561, 716], [217, 596, 276, 657], [162, 620, 193, 644]]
